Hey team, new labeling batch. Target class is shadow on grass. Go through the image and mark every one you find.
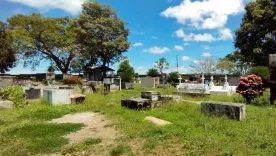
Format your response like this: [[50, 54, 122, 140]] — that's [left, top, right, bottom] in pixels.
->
[[5, 123, 84, 155]]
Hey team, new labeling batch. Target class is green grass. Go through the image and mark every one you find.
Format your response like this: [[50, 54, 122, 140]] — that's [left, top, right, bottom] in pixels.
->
[[0, 85, 276, 155]]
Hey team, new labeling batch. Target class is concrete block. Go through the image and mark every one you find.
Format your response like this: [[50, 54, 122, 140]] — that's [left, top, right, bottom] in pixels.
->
[[0, 100, 13, 109], [141, 91, 161, 101], [71, 94, 86, 104], [201, 101, 246, 120], [24, 88, 41, 99], [145, 116, 172, 126], [160, 95, 181, 102], [43, 89, 73, 106]]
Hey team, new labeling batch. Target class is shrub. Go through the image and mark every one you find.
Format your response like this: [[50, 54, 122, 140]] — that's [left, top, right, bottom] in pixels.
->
[[248, 66, 270, 85], [236, 74, 265, 103], [167, 72, 179, 83], [63, 76, 83, 85], [0, 86, 27, 108]]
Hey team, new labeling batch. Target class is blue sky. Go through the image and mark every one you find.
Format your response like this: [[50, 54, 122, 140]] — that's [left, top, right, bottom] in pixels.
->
[[1, 0, 250, 74]]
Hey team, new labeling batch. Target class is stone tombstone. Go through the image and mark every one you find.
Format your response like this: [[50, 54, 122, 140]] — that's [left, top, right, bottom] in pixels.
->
[[141, 91, 161, 101], [25, 88, 41, 99], [0, 76, 15, 88], [176, 83, 210, 95], [269, 54, 276, 104]]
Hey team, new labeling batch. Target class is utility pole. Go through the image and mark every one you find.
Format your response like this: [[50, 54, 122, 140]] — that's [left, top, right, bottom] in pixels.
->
[[176, 55, 179, 73]]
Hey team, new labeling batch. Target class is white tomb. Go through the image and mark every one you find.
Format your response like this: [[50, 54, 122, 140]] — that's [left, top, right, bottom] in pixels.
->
[[43, 89, 73, 106]]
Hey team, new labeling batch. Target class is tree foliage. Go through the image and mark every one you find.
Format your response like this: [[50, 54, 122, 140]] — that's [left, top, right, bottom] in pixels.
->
[[117, 60, 135, 82], [74, 2, 130, 75], [217, 58, 235, 74], [225, 51, 252, 76], [248, 66, 270, 85], [8, 13, 78, 74], [147, 68, 159, 77], [0, 21, 16, 73], [167, 72, 179, 83], [154, 57, 169, 75], [235, 0, 276, 66]]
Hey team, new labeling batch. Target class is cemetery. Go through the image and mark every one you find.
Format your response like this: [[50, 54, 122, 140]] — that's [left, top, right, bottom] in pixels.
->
[[0, 0, 276, 156]]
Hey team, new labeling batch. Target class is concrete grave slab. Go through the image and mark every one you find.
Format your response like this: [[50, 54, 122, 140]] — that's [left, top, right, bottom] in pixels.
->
[[201, 101, 246, 121], [145, 116, 172, 126]]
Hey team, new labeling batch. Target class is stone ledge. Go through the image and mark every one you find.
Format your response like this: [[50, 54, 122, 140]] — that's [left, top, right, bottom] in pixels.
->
[[145, 116, 172, 126], [201, 101, 246, 121]]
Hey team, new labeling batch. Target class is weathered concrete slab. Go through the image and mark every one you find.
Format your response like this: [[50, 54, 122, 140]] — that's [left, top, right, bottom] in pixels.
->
[[0, 101, 13, 109], [121, 98, 151, 109], [24, 88, 41, 99], [71, 94, 86, 104], [145, 116, 172, 126], [201, 101, 246, 121]]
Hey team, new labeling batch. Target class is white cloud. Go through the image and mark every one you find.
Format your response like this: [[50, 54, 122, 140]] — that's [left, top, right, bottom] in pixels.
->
[[182, 56, 191, 61], [132, 42, 143, 47], [174, 29, 216, 42], [218, 28, 233, 40], [202, 52, 212, 57], [178, 66, 188, 73], [202, 45, 210, 50], [143, 46, 171, 54], [184, 43, 190, 46], [174, 28, 233, 42], [161, 0, 245, 29], [7, 0, 88, 14], [174, 45, 184, 51], [135, 66, 147, 74], [152, 36, 159, 39]]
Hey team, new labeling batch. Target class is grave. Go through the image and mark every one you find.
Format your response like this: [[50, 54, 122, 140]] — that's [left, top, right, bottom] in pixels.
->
[[175, 83, 210, 96], [160, 95, 181, 102], [121, 98, 151, 109], [201, 101, 246, 121], [24, 87, 41, 99], [141, 91, 161, 101], [145, 116, 172, 126], [43, 88, 73, 106], [209, 75, 236, 96], [71, 94, 86, 104], [121, 82, 134, 90]]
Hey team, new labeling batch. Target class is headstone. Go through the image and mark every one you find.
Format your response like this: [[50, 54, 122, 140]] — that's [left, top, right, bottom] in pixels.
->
[[82, 86, 93, 94], [145, 116, 172, 126], [201, 101, 246, 121], [201, 73, 205, 84], [141, 91, 161, 101], [46, 69, 55, 86], [25, 87, 41, 99], [0, 76, 14, 88], [222, 75, 229, 90], [209, 75, 214, 88], [269, 54, 276, 104]]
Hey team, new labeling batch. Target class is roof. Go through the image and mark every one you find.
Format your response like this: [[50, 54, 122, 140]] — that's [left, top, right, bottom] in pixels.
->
[[88, 66, 115, 72]]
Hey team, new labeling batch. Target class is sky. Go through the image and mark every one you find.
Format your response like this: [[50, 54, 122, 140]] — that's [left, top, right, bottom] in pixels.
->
[[0, 0, 251, 75]]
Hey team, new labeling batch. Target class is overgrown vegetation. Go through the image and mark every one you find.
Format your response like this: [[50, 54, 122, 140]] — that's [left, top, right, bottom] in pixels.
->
[[0, 85, 275, 155], [63, 76, 83, 85], [0, 86, 27, 108]]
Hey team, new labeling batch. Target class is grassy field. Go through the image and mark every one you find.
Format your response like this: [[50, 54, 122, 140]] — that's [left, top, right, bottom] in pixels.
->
[[0, 85, 276, 155]]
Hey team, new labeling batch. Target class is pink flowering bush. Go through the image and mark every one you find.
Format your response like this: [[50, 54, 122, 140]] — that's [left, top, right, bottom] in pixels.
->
[[236, 74, 265, 103]]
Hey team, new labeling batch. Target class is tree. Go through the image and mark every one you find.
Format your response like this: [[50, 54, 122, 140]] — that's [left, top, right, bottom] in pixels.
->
[[217, 58, 235, 74], [225, 51, 252, 76], [167, 72, 179, 83], [235, 0, 276, 66], [248, 66, 270, 85], [147, 68, 159, 77], [74, 2, 130, 76], [0, 21, 16, 73], [117, 60, 135, 82], [190, 57, 217, 74], [8, 13, 78, 75], [154, 57, 169, 75]]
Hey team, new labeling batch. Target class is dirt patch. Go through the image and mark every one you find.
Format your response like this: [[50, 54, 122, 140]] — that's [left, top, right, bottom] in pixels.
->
[[49, 112, 120, 145]]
